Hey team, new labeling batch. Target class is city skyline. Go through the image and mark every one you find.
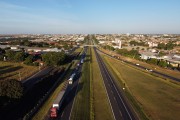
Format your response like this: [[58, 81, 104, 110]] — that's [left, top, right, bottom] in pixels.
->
[[0, 0, 180, 34]]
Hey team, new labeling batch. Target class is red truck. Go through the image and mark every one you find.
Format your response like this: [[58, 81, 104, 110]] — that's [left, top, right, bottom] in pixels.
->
[[50, 107, 58, 118]]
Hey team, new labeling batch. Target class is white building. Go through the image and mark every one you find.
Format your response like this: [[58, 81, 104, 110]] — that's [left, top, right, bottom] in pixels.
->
[[43, 48, 62, 52], [140, 51, 158, 60], [148, 42, 158, 47]]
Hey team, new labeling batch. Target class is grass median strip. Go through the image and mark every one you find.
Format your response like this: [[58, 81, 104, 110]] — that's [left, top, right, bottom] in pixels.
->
[[102, 54, 180, 120], [91, 48, 114, 120]]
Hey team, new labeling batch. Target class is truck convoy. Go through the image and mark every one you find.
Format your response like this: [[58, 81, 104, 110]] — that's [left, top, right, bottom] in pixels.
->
[[50, 91, 65, 118], [50, 48, 87, 118]]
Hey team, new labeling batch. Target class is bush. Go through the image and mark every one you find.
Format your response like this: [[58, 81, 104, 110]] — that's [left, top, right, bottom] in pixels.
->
[[0, 79, 23, 99]]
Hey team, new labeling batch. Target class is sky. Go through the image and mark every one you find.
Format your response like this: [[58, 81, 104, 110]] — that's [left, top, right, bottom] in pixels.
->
[[0, 0, 180, 34]]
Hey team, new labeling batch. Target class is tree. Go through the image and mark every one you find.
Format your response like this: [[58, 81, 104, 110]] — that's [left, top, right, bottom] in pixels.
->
[[42, 52, 66, 66], [158, 60, 168, 67], [146, 58, 158, 65], [157, 43, 166, 49], [5, 50, 15, 61], [158, 51, 166, 57], [24, 55, 34, 65], [14, 52, 25, 62], [0, 79, 23, 99]]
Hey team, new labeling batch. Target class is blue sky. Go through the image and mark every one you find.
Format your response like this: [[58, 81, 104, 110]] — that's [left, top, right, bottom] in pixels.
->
[[0, 0, 180, 34]]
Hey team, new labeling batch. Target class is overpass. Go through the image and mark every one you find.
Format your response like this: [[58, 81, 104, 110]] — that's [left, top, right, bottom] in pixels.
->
[[80, 45, 98, 47]]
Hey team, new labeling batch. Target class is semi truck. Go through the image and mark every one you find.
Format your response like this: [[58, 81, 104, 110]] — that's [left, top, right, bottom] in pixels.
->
[[50, 91, 65, 118], [81, 59, 84, 64], [68, 73, 76, 84]]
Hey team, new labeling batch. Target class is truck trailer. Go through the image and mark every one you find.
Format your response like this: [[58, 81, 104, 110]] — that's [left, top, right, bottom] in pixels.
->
[[50, 91, 65, 118]]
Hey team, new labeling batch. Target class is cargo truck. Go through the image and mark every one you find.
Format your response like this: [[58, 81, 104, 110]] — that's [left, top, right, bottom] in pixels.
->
[[68, 73, 76, 84], [50, 91, 65, 118]]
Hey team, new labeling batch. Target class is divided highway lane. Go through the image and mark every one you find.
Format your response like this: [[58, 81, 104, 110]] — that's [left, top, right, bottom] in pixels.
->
[[59, 47, 87, 120], [97, 49, 180, 82], [48, 47, 87, 120], [94, 47, 137, 120]]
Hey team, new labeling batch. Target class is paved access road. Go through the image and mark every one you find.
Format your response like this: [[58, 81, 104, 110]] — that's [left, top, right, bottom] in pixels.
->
[[22, 66, 53, 90], [94, 47, 138, 120]]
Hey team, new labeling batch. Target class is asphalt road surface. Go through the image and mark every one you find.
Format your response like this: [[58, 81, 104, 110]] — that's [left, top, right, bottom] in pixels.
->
[[22, 66, 53, 90], [46, 47, 87, 120], [94, 47, 137, 120]]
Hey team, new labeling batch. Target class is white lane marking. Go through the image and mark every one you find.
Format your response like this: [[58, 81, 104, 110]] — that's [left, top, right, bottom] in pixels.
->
[[95, 49, 116, 120], [100, 53, 133, 120]]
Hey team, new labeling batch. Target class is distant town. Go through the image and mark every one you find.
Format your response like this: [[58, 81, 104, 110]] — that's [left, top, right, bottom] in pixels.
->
[[0, 34, 180, 70]]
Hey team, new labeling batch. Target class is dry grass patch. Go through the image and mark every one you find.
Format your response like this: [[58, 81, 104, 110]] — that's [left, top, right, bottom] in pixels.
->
[[0, 61, 38, 81]]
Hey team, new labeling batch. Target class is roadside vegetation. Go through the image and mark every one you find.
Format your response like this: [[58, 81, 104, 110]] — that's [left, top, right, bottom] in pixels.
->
[[91, 48, 113, 120], [0, 61, 39, 106], [101, 44, 179, 70], [102, 54, 180, 120], [100, 48, 180, 79]]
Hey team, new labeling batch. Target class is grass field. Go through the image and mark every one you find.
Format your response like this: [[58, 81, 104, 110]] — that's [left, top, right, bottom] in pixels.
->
[[70, 47, 91, 120], [102, 54, 180, 120], [0, 61, 38, 81], [74, 47, 83, 53], [91, 48, 113, 120]]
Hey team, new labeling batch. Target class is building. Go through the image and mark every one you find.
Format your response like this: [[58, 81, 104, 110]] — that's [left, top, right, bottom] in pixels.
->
[[139, 51, 159, 60]]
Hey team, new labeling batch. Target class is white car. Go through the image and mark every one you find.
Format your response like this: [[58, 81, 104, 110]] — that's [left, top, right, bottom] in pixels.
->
[[149, 69, 153, 72], [136, 64, 140, 66]]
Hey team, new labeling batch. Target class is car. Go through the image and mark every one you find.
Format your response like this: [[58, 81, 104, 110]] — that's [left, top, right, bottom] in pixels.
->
[[149, 69, 153, 72], [136, 63, 140, 66]]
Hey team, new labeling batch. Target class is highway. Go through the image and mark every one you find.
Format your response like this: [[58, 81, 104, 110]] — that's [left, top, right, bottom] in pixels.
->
[[46, 47, 87, 120], [97, 49, 180, 83], [94, 47, 137, 120]]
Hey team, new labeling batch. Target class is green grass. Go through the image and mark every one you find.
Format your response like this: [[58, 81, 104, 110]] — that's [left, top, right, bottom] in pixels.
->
[[74, 47, 83, 53], [89, 48, 94, 120], [0, 61, 38, 81], [70, 48, 91, 120], [91, 48, 114, 120], [102, 54, 180, 120]]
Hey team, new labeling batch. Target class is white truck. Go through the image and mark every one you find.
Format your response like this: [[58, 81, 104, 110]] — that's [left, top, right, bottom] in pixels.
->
[[68, 73, 76, 84], [81, 59, 84, 64]]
